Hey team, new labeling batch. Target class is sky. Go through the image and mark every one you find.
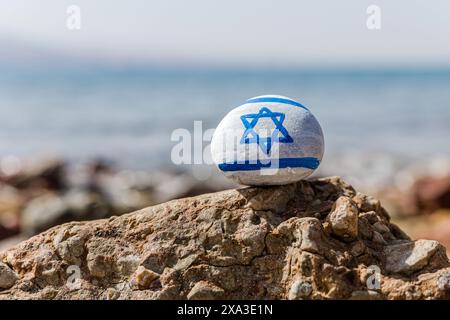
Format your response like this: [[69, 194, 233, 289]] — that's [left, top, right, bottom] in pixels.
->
[[0, 0, 450, 67]]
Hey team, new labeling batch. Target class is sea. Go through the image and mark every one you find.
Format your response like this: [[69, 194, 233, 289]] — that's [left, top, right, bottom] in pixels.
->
[[1, 67, 450, 188]]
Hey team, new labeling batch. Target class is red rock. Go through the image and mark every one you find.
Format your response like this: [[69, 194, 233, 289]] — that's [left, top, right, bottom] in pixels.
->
[[413, 175, 450, 213], [0, 156, 66, 191], [0, 224, 19, 241]]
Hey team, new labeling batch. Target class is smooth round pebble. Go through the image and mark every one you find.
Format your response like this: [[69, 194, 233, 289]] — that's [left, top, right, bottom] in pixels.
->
[[211, 95, 324, 186]]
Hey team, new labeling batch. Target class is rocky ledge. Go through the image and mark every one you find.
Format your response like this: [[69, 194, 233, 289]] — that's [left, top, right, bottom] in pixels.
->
[[0, 177, 449, 300]]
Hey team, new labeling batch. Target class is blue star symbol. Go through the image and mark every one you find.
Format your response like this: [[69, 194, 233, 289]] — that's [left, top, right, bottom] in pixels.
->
[[240, 107, 293, 155]]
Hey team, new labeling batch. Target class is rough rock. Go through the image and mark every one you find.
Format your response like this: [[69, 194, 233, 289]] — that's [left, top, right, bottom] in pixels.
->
[[0, 156, 234, 243], [288, 279, 313, 300], [0, 156, 66, 191], [187, 281, 225, 300], [0, 177, 449, 300], [133, 266, 160, 289], [0, 262, 18, 289], [326, 196, 359, 241], [384, 240, 448, 275], [349, 290, 382, 300]]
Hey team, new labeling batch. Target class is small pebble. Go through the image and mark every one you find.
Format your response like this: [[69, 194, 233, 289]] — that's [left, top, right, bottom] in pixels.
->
[[372, 231, 387, 245], [134, 266, 159, 289], [328, 196, 359, 241]]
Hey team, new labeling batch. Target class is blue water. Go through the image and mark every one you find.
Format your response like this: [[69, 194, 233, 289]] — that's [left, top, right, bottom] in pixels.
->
[[1, 68, 450, 170]]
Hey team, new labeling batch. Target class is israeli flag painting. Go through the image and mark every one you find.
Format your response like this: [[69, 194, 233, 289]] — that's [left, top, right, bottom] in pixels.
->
[[211, 95, 324, 186]]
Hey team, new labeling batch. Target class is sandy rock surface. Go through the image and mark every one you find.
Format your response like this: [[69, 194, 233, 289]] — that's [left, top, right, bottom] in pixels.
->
[[0, 177, 449, 300]]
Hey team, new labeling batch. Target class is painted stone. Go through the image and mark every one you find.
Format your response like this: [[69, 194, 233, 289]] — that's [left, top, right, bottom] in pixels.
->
[[211, 95, 324, 186]]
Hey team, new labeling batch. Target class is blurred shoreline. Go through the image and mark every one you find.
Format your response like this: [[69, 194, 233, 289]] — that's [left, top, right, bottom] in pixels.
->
[[1, 154, 450, 254], [2, 68, 450, 167]]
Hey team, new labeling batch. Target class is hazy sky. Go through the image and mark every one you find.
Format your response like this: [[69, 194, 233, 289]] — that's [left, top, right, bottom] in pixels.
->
[[0, 0, 449, 66]]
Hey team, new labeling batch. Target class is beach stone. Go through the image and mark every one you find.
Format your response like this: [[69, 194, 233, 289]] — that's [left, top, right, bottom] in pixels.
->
[[0, 177, 449, 300], [437, 271, 450, 291], [288, 279, 313, 299], [0, 262, 18, 289], [21, 193, 68, 235], [187, 281, 225, 300], [21, 190, 111, 235], [373, 221, 391, 234], [328, 196, 359, 241], [211, 95, 324, 186], [0, 224, 19, 242], [133, 266, 160, 289], [53, 226, 88, 265], [384, 240, 448, 275], [372, 231, 387, 245], [0, 156, 66, 190]]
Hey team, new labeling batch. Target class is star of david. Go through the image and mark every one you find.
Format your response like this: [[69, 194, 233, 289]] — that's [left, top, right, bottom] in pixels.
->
[[240, 107, 293, 155]]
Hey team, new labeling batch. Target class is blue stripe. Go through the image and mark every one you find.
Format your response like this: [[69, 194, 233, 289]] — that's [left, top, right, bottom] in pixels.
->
[[245, 97, 308, 110], [218, 157, 320, 172]]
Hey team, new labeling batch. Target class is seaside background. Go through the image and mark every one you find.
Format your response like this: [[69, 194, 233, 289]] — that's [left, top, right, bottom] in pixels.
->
[[1, 0, 450, 252], [2, 67, 450, 189]]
